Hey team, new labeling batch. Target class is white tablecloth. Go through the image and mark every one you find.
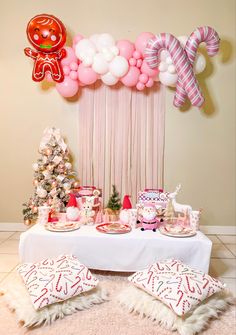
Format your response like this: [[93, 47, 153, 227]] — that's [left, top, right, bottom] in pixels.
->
[[19, 224, 212, 273]]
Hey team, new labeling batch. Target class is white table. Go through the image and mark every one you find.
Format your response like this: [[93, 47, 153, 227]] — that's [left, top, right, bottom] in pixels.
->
[[19, 224, 212, 273]]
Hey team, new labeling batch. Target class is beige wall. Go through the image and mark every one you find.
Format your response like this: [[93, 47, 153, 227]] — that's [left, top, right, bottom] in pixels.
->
[[0, 0, 235, 226]]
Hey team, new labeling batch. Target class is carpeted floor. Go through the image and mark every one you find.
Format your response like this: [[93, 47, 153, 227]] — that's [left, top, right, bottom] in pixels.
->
[[0, 271, 235, 335]]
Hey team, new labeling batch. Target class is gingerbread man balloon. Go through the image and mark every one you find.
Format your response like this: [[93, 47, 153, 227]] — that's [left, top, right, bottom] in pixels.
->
[[24, 14, 67, 83]]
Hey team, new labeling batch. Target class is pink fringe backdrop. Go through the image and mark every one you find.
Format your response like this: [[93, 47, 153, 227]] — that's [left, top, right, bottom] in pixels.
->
[[77, 82, 165, 205]]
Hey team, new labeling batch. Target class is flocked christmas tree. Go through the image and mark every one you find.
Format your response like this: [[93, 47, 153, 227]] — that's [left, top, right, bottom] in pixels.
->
[[106, 185, 122, 212], [22, 127, 79, 224]]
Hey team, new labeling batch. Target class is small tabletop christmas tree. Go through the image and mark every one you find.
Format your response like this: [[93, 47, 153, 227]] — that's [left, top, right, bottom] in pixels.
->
[[22, 127, 79, 225], [106, 185, 122, 213]]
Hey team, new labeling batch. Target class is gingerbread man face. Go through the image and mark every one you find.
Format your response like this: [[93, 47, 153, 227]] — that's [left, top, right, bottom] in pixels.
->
[[26, 14, 66, 53]]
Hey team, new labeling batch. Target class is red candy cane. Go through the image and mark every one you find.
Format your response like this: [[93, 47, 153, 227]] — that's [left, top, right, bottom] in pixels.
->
[[145, 33, 203, 107], [175, 26, 220, 106]]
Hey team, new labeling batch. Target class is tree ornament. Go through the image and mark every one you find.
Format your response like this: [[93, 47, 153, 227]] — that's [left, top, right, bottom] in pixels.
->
[[33, 179, 39, 186], [37, 186, 47, 198], [32, 163, 39, 171], [24, 219, 31, 226]]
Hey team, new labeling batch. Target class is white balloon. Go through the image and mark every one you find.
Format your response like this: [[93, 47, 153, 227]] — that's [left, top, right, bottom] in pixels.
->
[[103, 50, 115, 62], [178, 35, 188, 47], [166, 56, 173, 65], [89, 34, 99, 49], [97, 33, 115, 51], [111, 46, 119, 56], [83, 56, 94, 67], [101, 71, 119, 85], [159, 72, 178, 87], [160, 50, 169, 61], [168, 64, 176, 74], [109, 56, 129, 77], [159, 61, 168, 72], [194, 53, 206, 74], [92, 53, 109, 74], [75, 39, 96, 61]]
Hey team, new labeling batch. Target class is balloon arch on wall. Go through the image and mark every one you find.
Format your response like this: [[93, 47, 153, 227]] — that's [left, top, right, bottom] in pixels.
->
[[24, 14, 220, 108]]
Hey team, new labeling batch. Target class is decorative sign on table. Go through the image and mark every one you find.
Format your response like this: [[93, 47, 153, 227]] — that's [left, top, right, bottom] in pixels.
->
[[24, 14, 220, 108]]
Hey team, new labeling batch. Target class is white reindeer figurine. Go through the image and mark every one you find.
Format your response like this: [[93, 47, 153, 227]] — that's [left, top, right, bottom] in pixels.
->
[[169, 184, 192, 214]]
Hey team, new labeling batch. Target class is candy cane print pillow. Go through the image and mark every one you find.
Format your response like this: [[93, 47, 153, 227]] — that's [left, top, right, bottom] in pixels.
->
[[17, 254, 98, 310], [128, 259, 226, 316]]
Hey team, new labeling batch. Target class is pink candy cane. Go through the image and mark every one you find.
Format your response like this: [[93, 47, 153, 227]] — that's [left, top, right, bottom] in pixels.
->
[[175, 26, 220, 106], [144, 26, 220, 108], [145, 33, 203, 107]]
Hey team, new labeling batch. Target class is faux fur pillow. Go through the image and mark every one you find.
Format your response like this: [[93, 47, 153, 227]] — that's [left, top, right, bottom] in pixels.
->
[[128, 259, 226, 316], [1, 273, 108, 328], [117, 284, 235, 335], [17, 254, 98, 310]]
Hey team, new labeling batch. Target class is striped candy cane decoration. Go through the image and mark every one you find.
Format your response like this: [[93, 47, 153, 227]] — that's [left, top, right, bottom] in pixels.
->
[[175, 26, 220, 107], [144, 33, 203, 107]]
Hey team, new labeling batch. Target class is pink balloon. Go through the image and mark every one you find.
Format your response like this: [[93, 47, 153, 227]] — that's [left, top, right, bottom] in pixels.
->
[[63, 66, 70, 76], [141, 60, 159, 77], [70, 62, 78, 71], [135, 32, 155, 56], [72, 33, 84, 50], [116, 40, 135, 60], [136, 82, 145, 90], [56, 76, 79, 98], [129, 58, 137, 66], [69, 71, 78, 80], [136, 59, 143, 68], [133, 50, 141, 59], [77, 64, 98, 85], [146, 78, 154, 87], [61, 47, 77, 66], [139, 73, 148, 84], [121, 66, 140, 87]]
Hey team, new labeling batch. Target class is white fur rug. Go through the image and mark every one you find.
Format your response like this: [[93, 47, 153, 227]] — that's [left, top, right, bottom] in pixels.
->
[[0, 274, 108, 328], [117, 285, 235, 335]]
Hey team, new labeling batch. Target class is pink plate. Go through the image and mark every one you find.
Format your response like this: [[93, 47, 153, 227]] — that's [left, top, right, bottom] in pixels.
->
[[96, 223, 131, 234]]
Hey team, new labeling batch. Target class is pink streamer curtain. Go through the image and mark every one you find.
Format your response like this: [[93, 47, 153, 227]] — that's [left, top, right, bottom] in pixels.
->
[[77, 82, 165, 205]]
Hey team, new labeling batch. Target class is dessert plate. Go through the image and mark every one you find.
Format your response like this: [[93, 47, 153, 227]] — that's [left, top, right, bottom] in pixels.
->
[[45, 222, 81, 232], [159, 226, 196, 238], [96, 223, 131, 234]]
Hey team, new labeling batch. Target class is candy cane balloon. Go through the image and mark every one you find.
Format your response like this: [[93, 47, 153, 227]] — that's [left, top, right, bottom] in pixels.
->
[[144, 33, 204, 107], [175, 26, 220, 106]]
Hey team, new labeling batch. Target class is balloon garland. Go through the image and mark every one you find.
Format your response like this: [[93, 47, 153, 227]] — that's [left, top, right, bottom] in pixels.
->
[[24, 15, 220, 108]]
